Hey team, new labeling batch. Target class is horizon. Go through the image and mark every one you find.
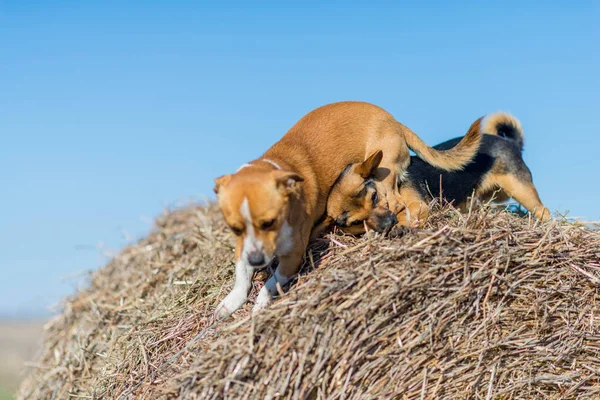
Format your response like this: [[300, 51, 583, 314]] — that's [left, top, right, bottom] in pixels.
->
[[1, 1, 599, 318]]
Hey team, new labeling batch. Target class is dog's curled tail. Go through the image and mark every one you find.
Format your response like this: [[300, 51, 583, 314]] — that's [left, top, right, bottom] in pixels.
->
[[401, 118, 482, 172], [481, 112, 524, 150]]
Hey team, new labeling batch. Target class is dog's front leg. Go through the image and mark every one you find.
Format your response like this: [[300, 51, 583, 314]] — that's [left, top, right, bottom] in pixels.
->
[[253, 249, 303, 314], [395, 185, 429, 227], [215, 260, 253, 318], [374, 148, 408, 216]]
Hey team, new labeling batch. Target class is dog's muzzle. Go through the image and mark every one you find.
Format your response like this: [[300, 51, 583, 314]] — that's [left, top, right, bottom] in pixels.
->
[[367, 207, 398, 233]]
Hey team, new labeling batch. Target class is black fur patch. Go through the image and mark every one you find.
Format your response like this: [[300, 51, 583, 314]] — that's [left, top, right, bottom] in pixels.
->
[[407, 134, 529, 204]]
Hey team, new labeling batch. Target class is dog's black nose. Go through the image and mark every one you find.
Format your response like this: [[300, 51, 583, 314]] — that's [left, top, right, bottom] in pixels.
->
[[384, 212, 398, 227], [335, 212, 349, 227], [247, 251, 265, 266], [373, 211, 398, 232]]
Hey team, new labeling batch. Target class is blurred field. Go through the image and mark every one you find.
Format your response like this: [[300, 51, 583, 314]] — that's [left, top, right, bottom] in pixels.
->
[[0, 387, 13, 400], [0, 320, 44, 397]]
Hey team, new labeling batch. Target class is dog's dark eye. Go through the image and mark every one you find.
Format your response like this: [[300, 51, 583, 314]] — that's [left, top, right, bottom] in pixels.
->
[[371, 191, 379, 205], [260, 219, 276, 230], [350, 220, 364, 226], [230, 226, 244, 236]]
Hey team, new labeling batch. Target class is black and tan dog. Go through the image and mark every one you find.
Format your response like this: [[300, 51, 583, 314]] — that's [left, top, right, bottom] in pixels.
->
[[318, 112, 550, 235]]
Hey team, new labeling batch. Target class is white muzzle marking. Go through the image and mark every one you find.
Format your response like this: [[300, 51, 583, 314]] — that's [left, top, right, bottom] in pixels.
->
[[240, 197, 269, 267]]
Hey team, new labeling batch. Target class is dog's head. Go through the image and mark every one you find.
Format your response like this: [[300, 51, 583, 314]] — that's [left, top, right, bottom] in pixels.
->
[[326, 150, 397, 234], [214, 165, 303, 268]]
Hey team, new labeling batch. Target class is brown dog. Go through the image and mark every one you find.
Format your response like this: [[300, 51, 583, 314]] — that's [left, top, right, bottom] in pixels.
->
[[321, 112, 550, 235], [213, 101, 481, 317]]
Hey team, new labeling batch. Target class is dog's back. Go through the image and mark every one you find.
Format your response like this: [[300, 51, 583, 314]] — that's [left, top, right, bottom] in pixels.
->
[[406, 112, 527, 204]]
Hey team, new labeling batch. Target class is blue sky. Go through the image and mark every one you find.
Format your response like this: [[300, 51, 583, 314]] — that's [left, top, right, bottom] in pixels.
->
[[1, 1, 598, 318]]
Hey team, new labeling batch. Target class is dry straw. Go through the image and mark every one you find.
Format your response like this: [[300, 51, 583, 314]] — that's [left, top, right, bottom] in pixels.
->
[[18, 203, 600, 399]]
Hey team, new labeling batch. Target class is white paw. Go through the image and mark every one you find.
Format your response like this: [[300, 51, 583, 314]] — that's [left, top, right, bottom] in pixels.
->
[[215, 290, 247, 319], [252, 286, 272, 315]]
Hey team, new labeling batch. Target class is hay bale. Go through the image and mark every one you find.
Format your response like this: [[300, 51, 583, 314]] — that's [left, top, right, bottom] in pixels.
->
[[18, 204, 600, 399]]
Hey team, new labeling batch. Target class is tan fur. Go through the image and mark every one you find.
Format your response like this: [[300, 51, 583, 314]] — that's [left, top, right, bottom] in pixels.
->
[[403, 118, 482, 172], [214, 101, 483, 315], [395, 185, 429, 227]]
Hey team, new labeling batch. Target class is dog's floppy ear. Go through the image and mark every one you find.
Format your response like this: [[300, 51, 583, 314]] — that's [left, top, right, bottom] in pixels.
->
[[356, 150, 383, 179], [213, 174, 232, 194], [273, 170, 304, 191]]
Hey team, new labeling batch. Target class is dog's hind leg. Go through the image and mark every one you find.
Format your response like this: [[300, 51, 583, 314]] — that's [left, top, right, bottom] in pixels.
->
[[486, 173, 551, 221]]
